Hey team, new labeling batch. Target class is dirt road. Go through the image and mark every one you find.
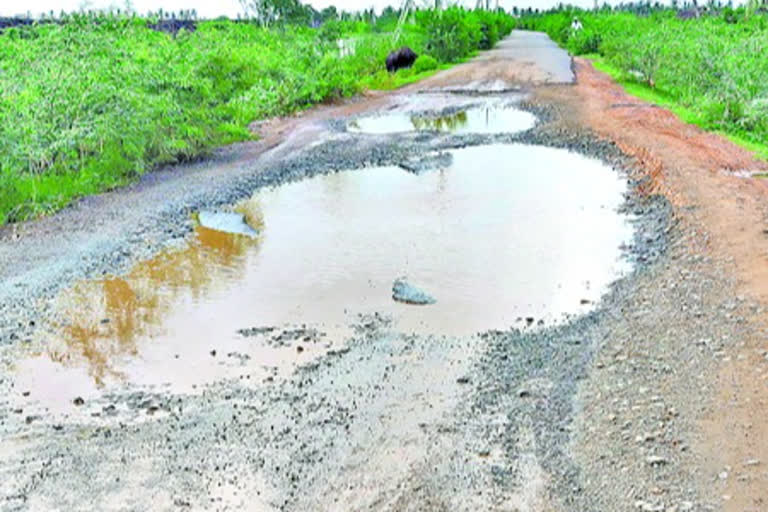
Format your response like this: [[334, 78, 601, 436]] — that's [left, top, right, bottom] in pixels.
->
[[1, 31, 767, 511]]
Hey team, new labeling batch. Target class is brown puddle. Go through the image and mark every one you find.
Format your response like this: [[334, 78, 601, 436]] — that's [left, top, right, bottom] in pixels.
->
[[12, 143, 634, 413], [347, 103, 536, 134]]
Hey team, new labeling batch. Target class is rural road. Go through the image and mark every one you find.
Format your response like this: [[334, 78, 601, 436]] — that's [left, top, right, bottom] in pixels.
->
[[2, 31, 768, 512]]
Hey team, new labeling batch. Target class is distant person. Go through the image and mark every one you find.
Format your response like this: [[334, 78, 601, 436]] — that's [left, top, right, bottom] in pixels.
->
[[571, 17, 583, 31]]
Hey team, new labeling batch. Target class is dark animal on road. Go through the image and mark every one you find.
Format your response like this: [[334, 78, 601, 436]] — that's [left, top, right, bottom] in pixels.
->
[[386, 47, 418, 73]]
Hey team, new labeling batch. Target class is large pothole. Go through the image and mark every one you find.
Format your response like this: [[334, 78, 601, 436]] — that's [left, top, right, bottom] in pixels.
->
[[10, 142, 635, 416]]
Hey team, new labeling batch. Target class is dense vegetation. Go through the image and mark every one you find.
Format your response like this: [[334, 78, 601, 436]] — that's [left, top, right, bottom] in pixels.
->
[[518, 6, 768, 157], [0, 6, 514, 225]]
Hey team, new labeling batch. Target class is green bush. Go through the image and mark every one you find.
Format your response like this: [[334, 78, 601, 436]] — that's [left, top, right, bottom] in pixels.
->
[[411, 54, 438, 73], [416, 8, 479, 62], [414, 7, 514, 63], [474, 10, 500, 49], [0, 8, 515, 225], [565, 28, 601, 54]]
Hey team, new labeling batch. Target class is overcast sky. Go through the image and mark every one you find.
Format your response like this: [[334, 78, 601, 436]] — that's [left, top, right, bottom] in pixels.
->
[[1, 0, 607, 18]]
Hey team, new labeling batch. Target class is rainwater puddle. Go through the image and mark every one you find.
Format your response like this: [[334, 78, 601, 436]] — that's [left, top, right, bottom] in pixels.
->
[[13, 143, 635, 412], [347, 104, 536, 134]]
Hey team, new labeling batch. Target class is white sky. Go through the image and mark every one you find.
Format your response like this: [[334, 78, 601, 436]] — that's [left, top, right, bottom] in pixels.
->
[[1, 0, 604, 19]]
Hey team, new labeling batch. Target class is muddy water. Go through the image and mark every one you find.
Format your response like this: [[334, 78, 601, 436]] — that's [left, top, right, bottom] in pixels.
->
[[347, 104, 536, 134], [12, 143, 634, 411]]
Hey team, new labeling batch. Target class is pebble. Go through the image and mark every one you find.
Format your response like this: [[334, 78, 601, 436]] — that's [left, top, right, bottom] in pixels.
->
[[646, 455, 668, 466], [635, 432, 656, 443], [634, 500, 664, 512]]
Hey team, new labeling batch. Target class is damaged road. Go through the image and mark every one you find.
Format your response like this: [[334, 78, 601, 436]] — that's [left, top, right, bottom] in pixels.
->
[[1, 31, 767, 512]]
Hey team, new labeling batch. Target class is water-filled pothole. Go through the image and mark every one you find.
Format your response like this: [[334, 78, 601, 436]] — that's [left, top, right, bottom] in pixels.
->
[[347, 104, 536, 134], [14, 144, 634, 410]]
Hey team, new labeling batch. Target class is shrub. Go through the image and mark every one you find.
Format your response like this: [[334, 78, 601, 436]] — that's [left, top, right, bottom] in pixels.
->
[[0, 8, 515, 225], [411, 54, 438, 73], [565, 28, 601, 54], [416, 8, 481, 63]]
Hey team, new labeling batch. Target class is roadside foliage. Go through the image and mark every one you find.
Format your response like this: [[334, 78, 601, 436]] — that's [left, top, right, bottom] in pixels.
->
[[0, 8, 515, 225], [518, 8, 768, 157]]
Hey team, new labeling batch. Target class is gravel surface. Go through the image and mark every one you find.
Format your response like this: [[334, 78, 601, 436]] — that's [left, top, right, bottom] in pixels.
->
[[0, 32, 748, 511]]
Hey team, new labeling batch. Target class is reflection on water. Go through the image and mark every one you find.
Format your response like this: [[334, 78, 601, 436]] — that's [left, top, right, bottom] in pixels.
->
[[348, 105, 536, 135], [50, 226, 255, 386], [411, 111, 468, 131], [13, 227, 259, 409], [15, 143, 635, 406]]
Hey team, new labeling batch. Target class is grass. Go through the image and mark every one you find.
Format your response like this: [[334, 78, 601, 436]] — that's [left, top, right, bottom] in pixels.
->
[[519, 10, 768, 162], [582, 53, 768, 160], [0, 9, 514, 226]]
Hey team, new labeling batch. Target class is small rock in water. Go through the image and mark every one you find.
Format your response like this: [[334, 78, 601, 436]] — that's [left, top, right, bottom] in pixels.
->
[[198, 211, 259, 238], [392, 278, 436, 305]]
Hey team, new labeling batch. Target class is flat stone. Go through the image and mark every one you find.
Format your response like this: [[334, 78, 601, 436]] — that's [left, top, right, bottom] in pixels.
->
[[198, 211, 259, 238], [392, 279, 436, 305]]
